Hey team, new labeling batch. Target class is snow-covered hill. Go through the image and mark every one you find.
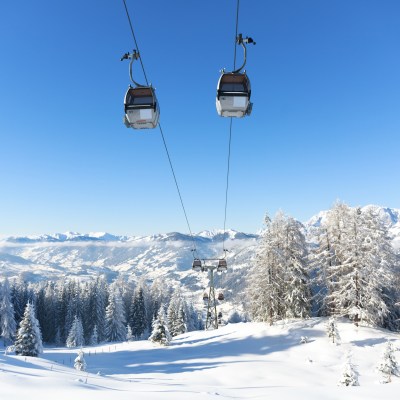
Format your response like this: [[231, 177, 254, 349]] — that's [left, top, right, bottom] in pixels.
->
[[1, 318, 400, 399], [0, 229, 257, 311]]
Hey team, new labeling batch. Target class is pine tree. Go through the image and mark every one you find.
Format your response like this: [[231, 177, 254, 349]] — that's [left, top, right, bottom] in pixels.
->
[[92, 276, 108, 342], [282, 215, 312, 319], [81, 281, 93, 344], [186, 302, 201, 331], [315, 203, 397, 328], [11, 278, 29, 327], [64, 280, 82, 340], [310, 225, 338, 316], [149, 305, 171, 346], [175, 303, 187, 336], [149, 279, 173, 332], [249, 212, 311, 323], [66, 315, 84, 348], [167, 289, 187, 337], [129, 286, 147, 339], [36, 282, 57, 343], [326, 317, 340, 344], [74, 349, 87, 371], [377, 341, 399, 383], [0, 278, 17, 345], [54, 327, 62, 346], [338, 354, 359, 386], [89, 325, 99, 346], [55, 280, 69, 343], [105, 285, 126, 342], [126, 325, 133, 341], [249, 214, 284, 324], [14, 302, 43, 357]]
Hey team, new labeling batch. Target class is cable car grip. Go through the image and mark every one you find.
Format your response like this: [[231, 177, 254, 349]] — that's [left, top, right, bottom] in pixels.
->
[[232, 33, 255, 74], [121, 50, 145, 88]]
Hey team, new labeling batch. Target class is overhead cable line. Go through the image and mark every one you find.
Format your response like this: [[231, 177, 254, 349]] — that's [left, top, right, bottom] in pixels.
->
[[222, 0, 241, 255], [121, 0, 198, 257], [158, 122, 199, 257], [122, 0, 149, 86]]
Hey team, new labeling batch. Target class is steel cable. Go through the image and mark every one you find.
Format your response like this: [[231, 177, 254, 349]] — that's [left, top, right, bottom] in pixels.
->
[[121, 0, 198, 257]]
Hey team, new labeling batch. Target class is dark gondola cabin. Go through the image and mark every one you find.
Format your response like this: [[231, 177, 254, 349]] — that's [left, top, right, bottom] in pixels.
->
[[192, 259, 202, 272], [218, 292, 224, 301], [217, 259, 228, 272], [123, 86, 160, 129], [216, 73, 252, 118]]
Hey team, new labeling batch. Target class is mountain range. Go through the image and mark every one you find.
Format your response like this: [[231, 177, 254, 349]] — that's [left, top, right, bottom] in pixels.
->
[[0, 205, 399, 311]]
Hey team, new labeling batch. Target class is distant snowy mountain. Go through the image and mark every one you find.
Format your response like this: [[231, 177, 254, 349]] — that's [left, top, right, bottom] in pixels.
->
[[0, 229, 258, 313], [0, 205, 398, 308]]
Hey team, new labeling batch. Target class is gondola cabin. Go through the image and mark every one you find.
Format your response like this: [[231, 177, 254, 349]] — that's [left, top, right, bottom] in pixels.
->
[[216, 72, 252, 118], [123, 86, 160, 129], [217, 259, 228, 272], [203, 292, 209, 301], [192, 259, 202, 272], [217, 292, 224, 301]]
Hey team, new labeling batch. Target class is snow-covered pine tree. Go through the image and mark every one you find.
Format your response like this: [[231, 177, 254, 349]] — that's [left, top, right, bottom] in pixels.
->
[[281, 215, 312, 319], [326, 317, 340, 344], [310, 224, 339, 316], [55, 280, 69, 344], [149, 304, 171, 346], [338, 354, 359, 386], [359, 207, 398, 328], [14, 302, 43, 357], [320, 203, 397, 328], [89, 325, 99, 346], [105, 283, 126, 342], [81, 280, 93, 344], [129, 286, 147, 339], [249, 212, 311, 324], [167, 289, 187, 337], [167, 295, 178, 336], [0, 277, 17, 345], [148, 279, 174, 333], [74, 349, 87, 371], [248, 214, 284, 324], [228, 310, 242, 323], [11, 278, 29, 327], [377, 340, 399, 383], [185, 302, 201, 331], [89, 276, 108, 343], [35, 282, 57, 343], [126, 324, 133, 341], [117, 275, 134, 329], [64, 280, 82, 341], [66, 315, 84, 348], [175, 302, 187, 335], [54, 327, 62, 346]]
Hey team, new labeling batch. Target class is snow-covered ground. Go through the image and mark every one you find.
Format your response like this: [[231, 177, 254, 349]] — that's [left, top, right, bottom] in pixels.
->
[[1, 318, 399, 399]]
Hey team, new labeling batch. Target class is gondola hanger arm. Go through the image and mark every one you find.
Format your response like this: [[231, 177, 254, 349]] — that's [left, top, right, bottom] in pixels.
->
[[232, 33, 256, 74], [120, 50, 145, 87]]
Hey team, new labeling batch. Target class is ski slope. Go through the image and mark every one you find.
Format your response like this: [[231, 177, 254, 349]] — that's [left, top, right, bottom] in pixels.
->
[[1, 318, 399, 399]]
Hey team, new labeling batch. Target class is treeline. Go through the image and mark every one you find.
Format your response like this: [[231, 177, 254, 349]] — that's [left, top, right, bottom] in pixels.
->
[[248, 202, 400, 330], [0, 275, 202, 346]]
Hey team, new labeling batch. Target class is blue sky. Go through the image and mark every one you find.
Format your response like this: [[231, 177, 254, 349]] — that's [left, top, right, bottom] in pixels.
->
[[1, 0, 399, 236]]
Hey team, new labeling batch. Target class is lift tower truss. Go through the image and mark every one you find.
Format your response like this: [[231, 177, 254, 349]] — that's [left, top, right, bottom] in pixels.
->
[[192, 258, 228, 330]]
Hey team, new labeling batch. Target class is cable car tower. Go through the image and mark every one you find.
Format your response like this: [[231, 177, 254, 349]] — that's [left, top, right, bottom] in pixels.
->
[[192, 257, 228, 330]]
